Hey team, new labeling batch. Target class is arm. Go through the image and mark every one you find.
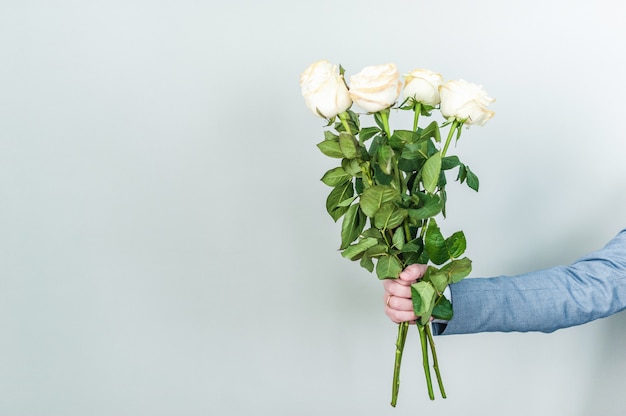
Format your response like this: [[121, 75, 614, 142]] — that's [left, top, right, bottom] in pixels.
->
[[435, 228, 626, 335]]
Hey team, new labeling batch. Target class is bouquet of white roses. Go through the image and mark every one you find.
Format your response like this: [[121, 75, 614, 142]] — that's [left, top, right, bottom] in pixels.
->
[[300, 60, 494, 405]]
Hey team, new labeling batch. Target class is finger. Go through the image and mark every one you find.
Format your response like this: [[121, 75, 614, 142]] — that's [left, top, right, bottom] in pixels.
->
[[385, 294, 415, 311], [382, 280, 412, 298], [398, 263, 427, 283], [385, 305, 418, 323]]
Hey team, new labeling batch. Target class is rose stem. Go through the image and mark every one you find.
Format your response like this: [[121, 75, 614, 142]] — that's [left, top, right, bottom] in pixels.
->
[[441, 119, 459, 157], [426, 324, 447, 398], [390, 320, 409, 407], [418, 324, 435, 400], [338, 111, 353, 135], [413, 102, 421, 132], [379, 109, 392, 138]]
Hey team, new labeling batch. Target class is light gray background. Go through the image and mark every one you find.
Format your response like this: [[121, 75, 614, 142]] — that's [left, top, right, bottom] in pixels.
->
[[1, 0, 625, 415]]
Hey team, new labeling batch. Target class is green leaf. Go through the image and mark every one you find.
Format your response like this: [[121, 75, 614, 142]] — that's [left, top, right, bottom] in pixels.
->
[[431, 295, 453, 321], [400, 141, 429, 161], [424, 221, 468, 264], [389, 130, 417, 149], [321, 167, 351, 187], [400, 236, 424, 265], [341, 158, 362, 176], [438, 170, 447, 189], [336, 195, 358, 208], [392, 227, 405, 250], [411, 281, 436, 324], [422, 152, 442, 194], [457, 164, 467, 183], [445, 231, 467, 258], [328, 205, 350, 223], [440, 257, 472, 283], [360, 254, 374, 272], [359, 126, 380, 142], [442, 155, 460, 170], [424, 219, 448, 265], [374, 112, 385, 130], [338, 132, 359, 159], [340, 204, 366, 249], [368, 135, 382, 159], [407, 193, 443, 221], [401, 237, 423, 254], [325, 181, 354, 222], [374, 202, 407, 230], [324, 131, 338, 140], [397, 157, 424, 173], [355, 177, 364, 194], [341, 237, 379, 260], [316, 140, 343, 158], [419, 121, 441, 143], [426, 139, 439, 157], [420, 104, 435, 116], [377, 145, 394, 175], [373, 164, 393, 185], [402, 251, 423, 266], [376, 255, 403, 280], [365, 244, 388, 257], [465, 165, 479, 191], [440, 188, 448, 218], [423, 266, 448, 293], [362, 227, 382, 239], [359, 185, 400, 217]]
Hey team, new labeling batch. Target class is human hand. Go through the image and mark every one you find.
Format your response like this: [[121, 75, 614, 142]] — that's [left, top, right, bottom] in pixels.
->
[[382, 264, 427, 323]]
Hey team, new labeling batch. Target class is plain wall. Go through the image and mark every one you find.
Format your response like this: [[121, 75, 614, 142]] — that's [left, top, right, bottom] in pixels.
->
[[1, 0, 625, 415]]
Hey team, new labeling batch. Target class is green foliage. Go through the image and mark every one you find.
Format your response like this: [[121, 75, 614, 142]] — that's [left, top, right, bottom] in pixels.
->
[[340, 204, 366, 249], [411, 281, 436, 325], [376, 255, 403, 279], [321, 167, 351, 187], [316, 102, 483, 326], [339, 132, 359, 159], [440, 257, 472, 283], [359, 126, 380, 142], [432, 296, 453, 321], [424, 219, 467, 265], [422, 153, 442, 194], [420, 121, 441, 143], [341, 237, 378, 260], [317, 139, 343, 158], [457, 164, 480, 191], [408, 192, 443, 221], [359, 185, 400, 217], [325, 181, 354, 222], [374, 203, 407, 230]]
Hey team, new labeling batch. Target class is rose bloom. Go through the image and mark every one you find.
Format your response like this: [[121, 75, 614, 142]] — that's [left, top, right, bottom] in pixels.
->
[[348, 63, 402, 113], [300, 60, 352, 119], [439, 79, 495, 126], [401, 69, 444, 106]]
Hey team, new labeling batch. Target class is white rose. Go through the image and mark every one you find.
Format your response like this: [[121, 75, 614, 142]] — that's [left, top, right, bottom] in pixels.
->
[[439, 79, 495, 126], [348, 63, 402, 113], [300, 60, 352, 119], [401, 69, 444, 106]]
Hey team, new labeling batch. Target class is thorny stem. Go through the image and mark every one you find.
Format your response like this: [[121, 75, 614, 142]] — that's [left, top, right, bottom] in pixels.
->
[[426, 324, 447, 398], [390, 321, 409, 407], [418, 324, 435, 400]]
